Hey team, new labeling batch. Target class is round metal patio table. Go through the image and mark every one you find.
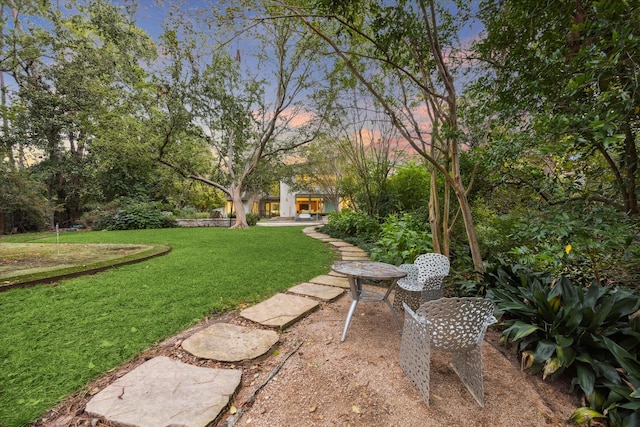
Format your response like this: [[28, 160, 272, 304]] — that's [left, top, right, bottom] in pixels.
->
[[331, 261, 407, 342]]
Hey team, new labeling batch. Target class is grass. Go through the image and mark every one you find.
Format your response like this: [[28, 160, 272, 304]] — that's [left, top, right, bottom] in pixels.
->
[[0, 227, 336, 427]]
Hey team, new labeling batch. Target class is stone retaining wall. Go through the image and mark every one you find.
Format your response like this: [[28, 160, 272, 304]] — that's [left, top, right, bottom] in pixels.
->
[[176, 218, 233, 228]]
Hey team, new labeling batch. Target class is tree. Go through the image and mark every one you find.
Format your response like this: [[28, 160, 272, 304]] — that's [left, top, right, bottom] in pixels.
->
[[0, 0, 54, 167], [472, 0, 640, 217], [294, 135, 349, 214], [329, 86, 408, 217], [2, 0, 157, 227], [279, 0, 485, 273], [153, 3, 326, 228], [0, 163, 48, 233]]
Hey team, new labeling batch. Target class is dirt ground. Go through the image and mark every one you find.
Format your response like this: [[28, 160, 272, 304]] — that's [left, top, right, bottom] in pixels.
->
[[36, 285, 582, 427]]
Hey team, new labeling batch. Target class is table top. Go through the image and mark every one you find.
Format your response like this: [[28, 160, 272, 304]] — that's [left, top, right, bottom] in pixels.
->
[[331, 261, 407, 280]]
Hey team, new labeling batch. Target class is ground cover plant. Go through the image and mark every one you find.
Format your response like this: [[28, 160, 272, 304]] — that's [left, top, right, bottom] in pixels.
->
[[0, 227, 335, 427], [484, 262, 640, 427]]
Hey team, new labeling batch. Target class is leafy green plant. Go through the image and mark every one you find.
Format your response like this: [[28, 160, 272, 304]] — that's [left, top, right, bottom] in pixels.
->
[[319, 210, 381, 243], [369, 212, 432, 265], [94, 202, 177, 230], [484, 262, 640, 427], [246, 212, 260, 226], [504, 205, 640, 288]]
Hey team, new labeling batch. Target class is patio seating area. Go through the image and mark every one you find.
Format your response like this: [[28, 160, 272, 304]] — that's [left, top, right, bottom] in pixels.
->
[[59, 227, 574, 427]]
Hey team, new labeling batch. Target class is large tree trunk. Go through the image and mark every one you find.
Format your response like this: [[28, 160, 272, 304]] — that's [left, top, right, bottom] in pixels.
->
[[452, 178, 484, 276], [230, 185, 249, 229]]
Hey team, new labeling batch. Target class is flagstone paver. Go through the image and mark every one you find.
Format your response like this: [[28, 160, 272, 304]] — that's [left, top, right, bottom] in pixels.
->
[[304, 232, 327, 238], [341, 254, 370, 261], [308, 274, 350, 288], [315, 236, 340, 242], [240, 293, 319, 328], [329, 241, 355, 248], [288, 282, 344, 301], [328, 270, 347, 277], [85, 356, 242, 427], [338, 246, 367, 254], [182, 323, 279, 362]]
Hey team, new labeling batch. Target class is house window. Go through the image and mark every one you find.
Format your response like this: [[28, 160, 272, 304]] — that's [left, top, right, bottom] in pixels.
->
[[296, 197, 324, 214], [265, 202, 280, 217]]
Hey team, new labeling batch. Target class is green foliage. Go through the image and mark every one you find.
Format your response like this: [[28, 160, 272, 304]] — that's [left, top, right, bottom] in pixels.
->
[[386, 160, 430, 212], [173, 206, 209, 219], [473, 0, 640, 217], [245, 212, 260, 226], [3, 0, 158, 228], [319, 210, 381, 244], [93, 202, 177, 231], [485, 262, 640, 427], [472, 205, 523, 262], [0, 165, 49, 232], [503, 205, 640, 288], [369, 212, 432, 265]]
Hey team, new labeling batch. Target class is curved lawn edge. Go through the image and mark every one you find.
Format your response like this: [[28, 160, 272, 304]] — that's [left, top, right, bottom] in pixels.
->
[[0, 244, 172, 292]]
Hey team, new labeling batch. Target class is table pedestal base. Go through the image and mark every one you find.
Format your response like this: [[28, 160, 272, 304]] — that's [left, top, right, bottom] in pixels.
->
[[341, 277, 401, 342]]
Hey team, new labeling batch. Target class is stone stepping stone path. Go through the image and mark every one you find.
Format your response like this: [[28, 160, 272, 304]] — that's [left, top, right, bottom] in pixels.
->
[[328, 240, 354, 248], [239, 292, 319, 328], [341, 254, 370, 261], [182, 323, 279, 362], [85, 356, 242, 427], [288, 282, 344, 301], [85, 225, 365, 427], [308, 274, 350, 288]]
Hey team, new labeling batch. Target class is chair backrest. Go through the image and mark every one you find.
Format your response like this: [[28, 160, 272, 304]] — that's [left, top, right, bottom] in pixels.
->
[[398, 263, 419, 283], [415, 297, 496, 351], [414, 253, 450, 290]]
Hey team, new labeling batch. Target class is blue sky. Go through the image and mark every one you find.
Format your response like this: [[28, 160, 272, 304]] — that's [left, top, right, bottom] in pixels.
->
[[120, 1, 484, 47]]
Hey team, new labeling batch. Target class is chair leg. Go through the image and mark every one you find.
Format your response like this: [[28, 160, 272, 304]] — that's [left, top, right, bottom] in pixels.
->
[[450, 345, 485, 407], [399, 313, 431, 405]]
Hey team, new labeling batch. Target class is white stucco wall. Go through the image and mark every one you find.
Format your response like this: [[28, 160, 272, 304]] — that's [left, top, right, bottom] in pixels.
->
[[279, 181, 297, 217]]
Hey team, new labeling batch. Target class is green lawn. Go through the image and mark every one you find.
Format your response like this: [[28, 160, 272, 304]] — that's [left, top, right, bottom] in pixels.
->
[[0, 227, 336, 427]]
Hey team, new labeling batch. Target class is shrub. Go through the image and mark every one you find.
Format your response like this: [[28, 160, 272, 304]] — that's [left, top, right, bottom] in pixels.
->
[[369, 212, 432, 265], [178, 206, 198, 218], [502, 205, 640, 289], [246, 213, 259, 226], [94, 202, 177, 230], [484, 261, 640, 427], [319, 210, 381, 243]]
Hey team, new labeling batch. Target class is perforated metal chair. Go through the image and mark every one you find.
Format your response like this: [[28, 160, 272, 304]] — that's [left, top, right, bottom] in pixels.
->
[[393, 253, 450, 311], [399, 297, 497, 407], [392, 263, 419, 310]]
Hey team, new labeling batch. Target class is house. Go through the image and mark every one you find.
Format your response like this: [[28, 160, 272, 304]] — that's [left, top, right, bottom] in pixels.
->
[[224, 181, 340, 219]]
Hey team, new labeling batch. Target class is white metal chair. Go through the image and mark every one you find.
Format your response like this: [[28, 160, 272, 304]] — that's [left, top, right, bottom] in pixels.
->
[[399, 297, 497, 407], [393, 253, 450, 311], [392, 263, 419, 310]]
